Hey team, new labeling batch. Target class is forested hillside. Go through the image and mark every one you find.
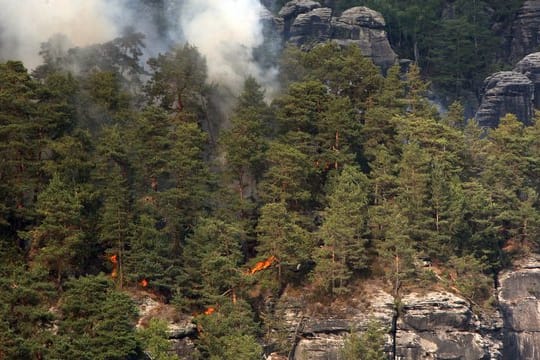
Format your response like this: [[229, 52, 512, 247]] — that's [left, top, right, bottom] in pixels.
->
[[1, 2, 540, 359], [275, 0, 523, 107]]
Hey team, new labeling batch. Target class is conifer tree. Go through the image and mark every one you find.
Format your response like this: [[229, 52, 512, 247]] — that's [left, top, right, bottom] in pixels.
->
[[482, 114, 538, 257], [396, 143, 432, 252], [94, 125, 133, 288], [255, 202, 310, 281], [258, 141, 312, 206], [193, 299, 262, 360], [145, 44, 208, 114], [0, 266, 55, 359], [177, 218, 245, 309], [220, 77, 271, 202], [157, 117, 214, 248], [50, 275, 139, 360], [313, 166, 370, 295], [0, 61, 42, 232], [22, 174, 84, 285], [341, 320, 387, 360], [374, 203, 416, 297]]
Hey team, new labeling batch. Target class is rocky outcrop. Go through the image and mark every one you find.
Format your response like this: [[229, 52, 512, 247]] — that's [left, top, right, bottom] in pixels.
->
[[475, 71, 534, 128], [331, 7, 397, 70], [135, 256, 540, 360], [134, 293, 197, 359], [499, 255, 540, 360], [264, 1, 397, 70], [271, 287, 502, 360], [280, 289, 395, 360], [289, 7, 333, 46], [511, 1, 540, 62], [397, 292, 502, 360], [514, 52, 540, 108]]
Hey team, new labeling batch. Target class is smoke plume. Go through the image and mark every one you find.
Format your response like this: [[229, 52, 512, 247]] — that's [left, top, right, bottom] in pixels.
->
[[180, 0, 273, 93], [0, 0, 276, 95], [0, 0, 120, 69]]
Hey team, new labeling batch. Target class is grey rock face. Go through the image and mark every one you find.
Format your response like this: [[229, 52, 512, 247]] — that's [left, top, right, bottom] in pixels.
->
[[289, 8, 333, 45], [475, 71, 534, 128], [267, 1, 397, 70], [271, 288, 502, 360], [397, 292, 503, 360], [331, 7, 397, 70], [511, 1, 540, 62], [338, 6, 386, 29], [278, 0, 321, 20], [499, 256, 540, 360], [514, 52, 540, 108], [270, 289, 394, 360]]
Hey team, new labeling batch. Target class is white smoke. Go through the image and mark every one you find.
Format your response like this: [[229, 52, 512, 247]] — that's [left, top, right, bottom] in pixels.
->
[[0, 0, 120, 69], [0, 0, 277, 95], [180, 0, 276, 94]]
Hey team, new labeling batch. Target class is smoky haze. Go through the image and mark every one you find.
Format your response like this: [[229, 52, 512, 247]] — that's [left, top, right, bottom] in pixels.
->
[[0, 0, 276, 94]]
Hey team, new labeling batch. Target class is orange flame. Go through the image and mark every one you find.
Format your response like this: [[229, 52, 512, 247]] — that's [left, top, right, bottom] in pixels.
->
[[139, 279, 148, 287], [204, 307, 216, 315], [249, 255, 277, 275], [109, 254, 118, 278]]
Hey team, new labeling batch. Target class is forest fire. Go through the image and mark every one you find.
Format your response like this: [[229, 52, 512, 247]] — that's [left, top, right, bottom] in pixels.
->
[[109, 254, 118, 278], [248, 256, 277, 275], [204, 307, 216, 315], [139, 279, 148, 287]]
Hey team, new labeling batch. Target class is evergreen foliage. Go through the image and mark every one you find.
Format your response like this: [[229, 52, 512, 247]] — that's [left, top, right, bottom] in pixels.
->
[[50, 275, 139, 360], [341, 320, 387, 360], [1, 22, 540, 358]]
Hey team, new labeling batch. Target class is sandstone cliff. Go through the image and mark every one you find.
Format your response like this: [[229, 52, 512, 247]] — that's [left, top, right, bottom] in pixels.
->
[[136, 255, 540, 360], [475, 71, 534, 128], [499, 256, 540, 360], [511, 0, 540, 63], [271, 287, 502, 360], [475, 51, 540, 127], [263, 1, 397, 70]]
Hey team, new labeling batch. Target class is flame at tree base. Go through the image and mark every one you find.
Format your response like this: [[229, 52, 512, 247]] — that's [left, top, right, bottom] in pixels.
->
[[248, 255, 277, 275]]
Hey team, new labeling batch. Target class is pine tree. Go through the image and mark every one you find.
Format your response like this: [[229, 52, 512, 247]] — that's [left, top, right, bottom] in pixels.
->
[[255, 202, 311, 281], [395, 143, 432, 253], [0, 62, 43, 233], [157, 117, 214, 249], [341, 320, 387, 360], [94, 125, 133, 288], [220, 77, 271, 202], [50, 275, 139, 360], [375, 202, 416, 297], [145, 44, 208, 114], [312, 166, 370, 295], [482, 114, 538, 258], [0, 266, 55, 360], [137, 319, 177, 360], [177, 218, 246, 309], [193, 299, 262, 360], [22, 174, 84, 285], [258, 141, 312, 206]]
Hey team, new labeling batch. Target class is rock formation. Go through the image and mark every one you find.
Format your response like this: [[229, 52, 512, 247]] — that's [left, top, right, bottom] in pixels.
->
[[475, 71, 534, 128], [511, 0, 540, 62], [331, 7, 397, 70], [135, 255, 540, 359], [271, 286, 503, 360], [263, 1, 398, 70], [514, 52, 540, 108], [396, 292, 502, 360], [499, 255, 540, 360]]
